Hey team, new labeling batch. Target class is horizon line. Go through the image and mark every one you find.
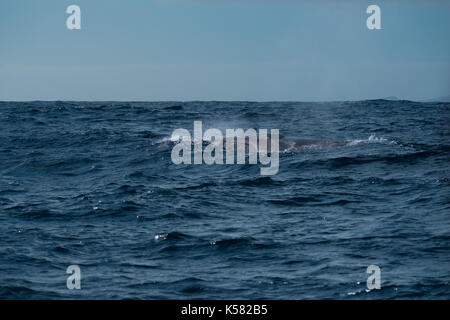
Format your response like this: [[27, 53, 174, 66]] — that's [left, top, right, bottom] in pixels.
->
[[0, 98, 448, 103]]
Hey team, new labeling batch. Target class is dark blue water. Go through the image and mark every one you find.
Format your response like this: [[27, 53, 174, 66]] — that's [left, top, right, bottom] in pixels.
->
[[0, 100, 449, 299]]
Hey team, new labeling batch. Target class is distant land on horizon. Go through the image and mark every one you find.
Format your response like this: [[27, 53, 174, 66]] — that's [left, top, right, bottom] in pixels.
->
[[374, 96, 450, 102], [422, 95, 450, 102]]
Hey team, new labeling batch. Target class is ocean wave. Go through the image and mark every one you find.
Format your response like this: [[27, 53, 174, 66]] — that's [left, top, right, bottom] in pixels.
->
[[1, 100, 448, 299]]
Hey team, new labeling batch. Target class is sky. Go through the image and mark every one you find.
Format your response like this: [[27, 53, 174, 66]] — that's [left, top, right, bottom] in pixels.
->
[[0, 0, 449, 101]]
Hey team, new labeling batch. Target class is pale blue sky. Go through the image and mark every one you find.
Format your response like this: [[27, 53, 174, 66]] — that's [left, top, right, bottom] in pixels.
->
[[0, 0, 449, 101]]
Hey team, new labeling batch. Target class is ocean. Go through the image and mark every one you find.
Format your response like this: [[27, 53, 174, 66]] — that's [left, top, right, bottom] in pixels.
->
[[0, 100, 449, 299]]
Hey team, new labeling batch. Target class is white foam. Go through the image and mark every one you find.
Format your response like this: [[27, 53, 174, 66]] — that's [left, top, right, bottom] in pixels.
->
[[346, 134, 396, 146]]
